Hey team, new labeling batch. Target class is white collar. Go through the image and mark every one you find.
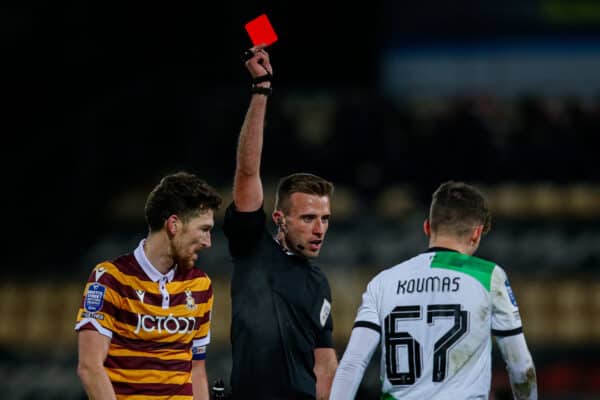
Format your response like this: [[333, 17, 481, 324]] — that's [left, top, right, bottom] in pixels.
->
[[134, 239, 176, 282]]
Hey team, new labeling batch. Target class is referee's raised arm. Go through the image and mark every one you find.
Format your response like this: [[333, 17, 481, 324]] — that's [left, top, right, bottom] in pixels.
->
[[233, 45, 273, 212], [225, 43, 337, 400]]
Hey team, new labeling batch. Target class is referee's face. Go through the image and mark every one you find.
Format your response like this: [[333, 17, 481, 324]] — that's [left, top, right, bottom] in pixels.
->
[[281, 193, 331, 259]]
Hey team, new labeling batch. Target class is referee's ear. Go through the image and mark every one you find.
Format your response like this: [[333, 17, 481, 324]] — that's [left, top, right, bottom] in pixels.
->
[[272, 210, 284, 226], [272, 210, 288, 234]]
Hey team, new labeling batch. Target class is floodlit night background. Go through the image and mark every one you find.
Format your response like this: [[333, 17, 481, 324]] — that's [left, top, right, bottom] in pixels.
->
[[4, 1, 600, 398]]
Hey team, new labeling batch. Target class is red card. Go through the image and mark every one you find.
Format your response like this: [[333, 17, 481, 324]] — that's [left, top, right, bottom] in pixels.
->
[[244, 14, 278, 47]]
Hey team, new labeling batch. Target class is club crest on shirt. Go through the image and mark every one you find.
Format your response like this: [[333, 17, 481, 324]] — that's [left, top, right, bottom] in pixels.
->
[[320, 299, 331, 327], [505, 280, 518, 307], [185, 289, 197, 311], [136, 289, 145, 303], [84, 283, 105, 312]]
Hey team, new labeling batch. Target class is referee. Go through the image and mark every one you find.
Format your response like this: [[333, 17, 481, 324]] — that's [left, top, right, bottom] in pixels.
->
[[223, 46, 338, 399]]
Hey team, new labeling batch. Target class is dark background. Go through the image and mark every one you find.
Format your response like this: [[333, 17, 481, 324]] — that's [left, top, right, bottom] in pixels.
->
[[3, 1, 600, 399], [6, 0, 383, 272]]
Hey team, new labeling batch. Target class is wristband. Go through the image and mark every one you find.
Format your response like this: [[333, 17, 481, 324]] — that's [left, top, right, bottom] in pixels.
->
[[241, 49, 254, 62], [253, 74, 272, 84], [251, 86, 272, 97]]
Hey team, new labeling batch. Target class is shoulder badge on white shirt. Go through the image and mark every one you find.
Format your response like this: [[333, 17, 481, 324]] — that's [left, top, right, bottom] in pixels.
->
[[505, 279, 518, 307]]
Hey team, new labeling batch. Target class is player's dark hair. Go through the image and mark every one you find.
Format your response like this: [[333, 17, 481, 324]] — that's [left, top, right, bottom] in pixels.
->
[[274, 173, 334, 212], [429, 181, 491, 237], [145, 171, 222, 232]]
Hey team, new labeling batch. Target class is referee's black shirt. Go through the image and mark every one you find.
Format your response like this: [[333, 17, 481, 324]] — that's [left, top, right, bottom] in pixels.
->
[[223, 203, 334, 400]]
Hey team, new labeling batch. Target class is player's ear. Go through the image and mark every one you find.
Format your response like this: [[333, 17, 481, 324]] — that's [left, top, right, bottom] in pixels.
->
[[423, 219, 431, 237], [471, 225, 484, 245], [166, 215, 179, 236]]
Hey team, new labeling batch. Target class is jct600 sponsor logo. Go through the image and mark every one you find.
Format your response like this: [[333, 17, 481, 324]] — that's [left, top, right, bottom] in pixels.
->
[[134, 314, 196, 334]]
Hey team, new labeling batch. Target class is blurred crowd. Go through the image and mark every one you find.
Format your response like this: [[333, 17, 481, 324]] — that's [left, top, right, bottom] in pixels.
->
[[5, 88, 600, 399], [35, 87, 598, 276], [259, 90, 600, 215]]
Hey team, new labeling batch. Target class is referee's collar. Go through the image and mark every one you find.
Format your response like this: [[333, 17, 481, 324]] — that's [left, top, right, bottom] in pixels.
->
[[424, 246, 459, 254], [273, 237, 305, 259], [134, 239, 176, 282]]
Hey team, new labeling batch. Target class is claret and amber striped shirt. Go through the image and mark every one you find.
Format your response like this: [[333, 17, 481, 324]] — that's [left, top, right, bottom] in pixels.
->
[[75, 240, 213, 399]]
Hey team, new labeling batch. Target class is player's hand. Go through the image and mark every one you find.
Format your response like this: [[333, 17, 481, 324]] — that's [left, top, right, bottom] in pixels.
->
[[244, 45, 273, 86]]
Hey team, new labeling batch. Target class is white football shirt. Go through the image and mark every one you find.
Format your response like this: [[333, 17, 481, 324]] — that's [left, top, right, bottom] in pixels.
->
[[354, 250, 522, 399]]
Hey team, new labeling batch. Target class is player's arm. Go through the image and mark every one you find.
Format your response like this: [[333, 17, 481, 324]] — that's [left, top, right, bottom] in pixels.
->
[[191, 359, 209, 400], [314, 347, 338, 400], [495, 333, 537, 400], [329, 325, 380, 400], [77, 329, 117, 400], [233, 46, 273, 212], [496, 334, 537, 399], [330, 276, 381, 400], [491, 266, 538, 399], [192, 283, 212, 400]]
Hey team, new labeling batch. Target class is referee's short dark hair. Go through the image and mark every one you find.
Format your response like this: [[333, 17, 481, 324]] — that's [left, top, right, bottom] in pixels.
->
[[274, 173, 334, 213], [429, 181, 491, 237]]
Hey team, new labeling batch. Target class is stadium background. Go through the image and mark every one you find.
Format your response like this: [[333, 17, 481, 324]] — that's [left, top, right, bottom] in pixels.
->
[[4, 0, 600, 398]]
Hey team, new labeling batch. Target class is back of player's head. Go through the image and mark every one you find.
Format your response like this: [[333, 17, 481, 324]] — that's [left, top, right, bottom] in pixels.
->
[[429, 181, 491, 238], [145, 171, 222, 232], [274, 173, 334, 213]]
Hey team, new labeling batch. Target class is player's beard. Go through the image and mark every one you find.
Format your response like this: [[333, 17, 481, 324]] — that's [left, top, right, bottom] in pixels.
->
[[170, 240, 197, 271], [175, 251, 196, 271]]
